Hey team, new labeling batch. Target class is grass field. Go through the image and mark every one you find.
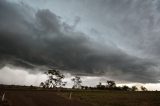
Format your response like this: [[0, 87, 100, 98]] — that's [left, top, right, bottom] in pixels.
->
[[0, 90, 92, 106], [60, 90, 160, 106], [1, 90, 160, 106]]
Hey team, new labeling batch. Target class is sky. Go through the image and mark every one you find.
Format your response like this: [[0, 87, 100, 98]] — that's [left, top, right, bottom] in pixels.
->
[[1, 0, 160, 90]]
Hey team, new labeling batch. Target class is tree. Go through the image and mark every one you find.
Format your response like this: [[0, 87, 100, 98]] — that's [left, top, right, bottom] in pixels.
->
[[61, 81, 67, 87], [40, 82, 45, 88], [106, 80, 116, 88], [96, 82, 102, 89], [122, 85, 131, 91], [40, 69, 66, 88], [141, 86, 147, 91], [71, 76, 82, 89], [96, 82, 105, 90], [84, 86, 89, 90], [131, 86, 138, 91]]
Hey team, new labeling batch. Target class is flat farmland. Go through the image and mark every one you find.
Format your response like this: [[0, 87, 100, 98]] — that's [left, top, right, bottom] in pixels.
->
[[2, 90, 92, 106], [60, 90, 160, 106], [1, 90, 160, 106]]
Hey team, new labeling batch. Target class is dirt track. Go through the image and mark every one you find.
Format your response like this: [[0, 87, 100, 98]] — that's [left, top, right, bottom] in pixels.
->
[[5, 91, 92, 106]]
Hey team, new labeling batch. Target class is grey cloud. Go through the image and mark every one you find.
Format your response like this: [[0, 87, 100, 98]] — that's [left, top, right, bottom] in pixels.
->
[[99, 0, 160, 56], [0, 0, 160, 83]]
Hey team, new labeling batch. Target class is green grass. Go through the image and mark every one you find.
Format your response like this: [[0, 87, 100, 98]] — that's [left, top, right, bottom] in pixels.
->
[[60, 90, 160, 106]]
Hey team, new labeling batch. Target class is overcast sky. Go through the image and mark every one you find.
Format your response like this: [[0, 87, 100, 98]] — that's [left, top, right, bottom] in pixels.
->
[[1, 0, 160, 90]]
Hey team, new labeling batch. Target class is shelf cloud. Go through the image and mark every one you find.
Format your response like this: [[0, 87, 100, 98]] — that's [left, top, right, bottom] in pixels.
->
[[0, 0, 160, 83]]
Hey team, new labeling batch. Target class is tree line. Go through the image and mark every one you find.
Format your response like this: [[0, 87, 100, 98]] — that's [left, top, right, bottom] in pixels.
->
[[40, 69, 148, 91]]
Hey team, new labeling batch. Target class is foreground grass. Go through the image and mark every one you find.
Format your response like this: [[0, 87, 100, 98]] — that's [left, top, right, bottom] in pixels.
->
[[60, 90, 160, 106], [4, 90, 92, 106]]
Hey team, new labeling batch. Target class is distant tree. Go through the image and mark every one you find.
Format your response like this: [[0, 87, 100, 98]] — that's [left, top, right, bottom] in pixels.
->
[[106, 80, 116, 88], [40, 82, 45, 88], [81, 86, 85, 89], [141, 86, 148, 91], [96, 82, 102, 89], [71, 76, 82, 89], [97, 82, 102, 87], [40, 69, 66, 88], [61, 82, 67, 87], [30, 85, 34, 88], [84, 86, 89, 90], [131, 86, 138, 91], [81, 86, 89, 90], [114, 86, 122, 90], [96, 82, 105, 90], [122, 85, 131, 91]]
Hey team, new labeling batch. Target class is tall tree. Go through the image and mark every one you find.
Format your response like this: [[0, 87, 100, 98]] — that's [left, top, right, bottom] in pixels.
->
[[141, 86, 148, 91], [131, 86, 138, 91], [72, 76, 82, 89], [40, 69, 66, 88], [106, 80, 116, 88]]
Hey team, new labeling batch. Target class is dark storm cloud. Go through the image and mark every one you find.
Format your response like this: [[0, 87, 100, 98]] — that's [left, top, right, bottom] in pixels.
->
[[94, 0, 160, 56], [0, 0, 160, 83]]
